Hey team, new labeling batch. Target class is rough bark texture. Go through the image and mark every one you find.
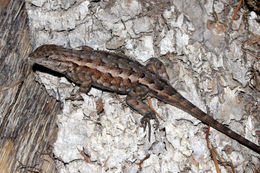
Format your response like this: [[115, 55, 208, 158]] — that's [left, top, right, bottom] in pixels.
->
[[5, 0, 259, 172], [0, 0, 61, 172]]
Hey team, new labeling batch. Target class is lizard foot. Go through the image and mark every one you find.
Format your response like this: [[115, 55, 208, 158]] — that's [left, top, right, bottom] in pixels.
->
[[140, 112, 159, 141]]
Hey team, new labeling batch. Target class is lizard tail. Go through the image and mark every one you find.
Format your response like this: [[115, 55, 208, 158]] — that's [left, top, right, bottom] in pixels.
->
[[158, 88, 260, 154]]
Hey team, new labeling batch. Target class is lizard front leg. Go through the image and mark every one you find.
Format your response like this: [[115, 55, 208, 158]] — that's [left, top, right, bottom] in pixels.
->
[[126, 85, 159, 140], [65, 72, 92, 100], [65, 67, 93, 93], [79, 79, 92, 93]]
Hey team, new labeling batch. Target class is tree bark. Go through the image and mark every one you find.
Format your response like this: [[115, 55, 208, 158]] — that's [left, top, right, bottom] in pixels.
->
[[0, 0, 61, 172]]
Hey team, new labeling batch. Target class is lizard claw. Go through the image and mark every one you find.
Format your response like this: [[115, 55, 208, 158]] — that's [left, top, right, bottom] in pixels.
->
[[141, 116, 151, 141], [141, 116, 150, 131], [153, 117, 159, 130]]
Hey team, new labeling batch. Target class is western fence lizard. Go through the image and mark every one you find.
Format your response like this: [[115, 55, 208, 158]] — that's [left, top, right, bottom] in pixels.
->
[[29, 44, 260, 154]]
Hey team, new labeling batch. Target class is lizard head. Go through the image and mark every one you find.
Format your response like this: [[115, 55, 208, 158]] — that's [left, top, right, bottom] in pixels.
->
[[29, 44, 71, 73]]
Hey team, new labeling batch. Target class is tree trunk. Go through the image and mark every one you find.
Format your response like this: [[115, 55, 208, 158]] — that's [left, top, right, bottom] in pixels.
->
[[0, 0, 61, 172]]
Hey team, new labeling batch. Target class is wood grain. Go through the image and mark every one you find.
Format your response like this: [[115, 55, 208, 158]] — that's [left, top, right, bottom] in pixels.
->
[[0, 0, 61, 172]]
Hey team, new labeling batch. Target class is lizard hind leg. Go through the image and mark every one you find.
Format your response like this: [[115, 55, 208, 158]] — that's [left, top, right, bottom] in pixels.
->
[[145, 58, 169, 81], [126, 85, 159, 141]]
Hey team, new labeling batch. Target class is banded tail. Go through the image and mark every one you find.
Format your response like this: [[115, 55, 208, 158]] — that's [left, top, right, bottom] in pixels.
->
[[151, 81, 260, 154]]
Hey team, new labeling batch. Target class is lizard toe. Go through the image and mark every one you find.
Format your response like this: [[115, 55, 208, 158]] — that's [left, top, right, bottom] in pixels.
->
[[141, 112, 159, 141]]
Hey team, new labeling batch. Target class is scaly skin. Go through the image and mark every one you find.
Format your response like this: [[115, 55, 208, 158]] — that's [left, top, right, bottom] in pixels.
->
[[29, 44, 260, 154]]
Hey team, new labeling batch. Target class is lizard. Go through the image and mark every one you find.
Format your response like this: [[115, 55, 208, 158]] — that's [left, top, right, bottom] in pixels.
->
[[29, 44, 260, 154]]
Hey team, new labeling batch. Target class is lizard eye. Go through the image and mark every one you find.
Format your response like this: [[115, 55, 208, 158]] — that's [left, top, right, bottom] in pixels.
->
[[156, 85, 164, 91]]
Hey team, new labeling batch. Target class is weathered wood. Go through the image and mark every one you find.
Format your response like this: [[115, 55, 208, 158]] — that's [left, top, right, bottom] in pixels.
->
[[0, 0, 61, 172]]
